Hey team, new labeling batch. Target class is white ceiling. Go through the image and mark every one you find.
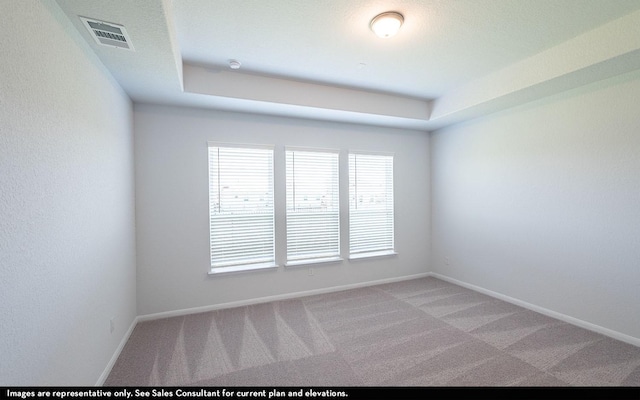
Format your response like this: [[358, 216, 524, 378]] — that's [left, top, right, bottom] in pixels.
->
[[55, 0, 640, 130]]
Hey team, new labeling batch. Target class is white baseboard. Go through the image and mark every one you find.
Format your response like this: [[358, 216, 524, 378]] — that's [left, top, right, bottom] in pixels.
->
[[138, 272, 431, 322], [430, 272, 640, 348], [95, 315, 140, 386]]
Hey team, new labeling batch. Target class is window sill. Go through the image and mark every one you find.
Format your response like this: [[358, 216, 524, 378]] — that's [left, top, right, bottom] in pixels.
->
[[349, 250, 397, 261], [209, 262, 279, 276], [285, 256, 344, 268]]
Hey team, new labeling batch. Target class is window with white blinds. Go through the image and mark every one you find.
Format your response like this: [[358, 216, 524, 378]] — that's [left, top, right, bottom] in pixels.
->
[[286, 149, 340, 264], [208, 145, 275, 272], [349, 153, 395, 258]]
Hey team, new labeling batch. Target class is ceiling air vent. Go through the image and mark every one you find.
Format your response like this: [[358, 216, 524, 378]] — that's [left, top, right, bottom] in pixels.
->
[[79, 17, 134, 51]]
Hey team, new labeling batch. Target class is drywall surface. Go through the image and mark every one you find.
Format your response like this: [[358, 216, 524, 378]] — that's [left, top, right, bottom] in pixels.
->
[[134, 104, 430, 316], [0, 2, 136, 385], [430, 70, 640, 341]]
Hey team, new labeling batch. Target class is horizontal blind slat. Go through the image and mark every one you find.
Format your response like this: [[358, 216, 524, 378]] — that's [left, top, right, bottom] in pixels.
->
[[286, 150, 340, 262], [349, 153, 394, 255], [209, 146, 275, 268]]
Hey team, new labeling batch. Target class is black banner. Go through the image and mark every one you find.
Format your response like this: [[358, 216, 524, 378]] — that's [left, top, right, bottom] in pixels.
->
[[1, 387, 639, 400]]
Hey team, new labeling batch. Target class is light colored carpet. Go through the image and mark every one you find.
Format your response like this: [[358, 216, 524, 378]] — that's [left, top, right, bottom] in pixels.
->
[[105, 277, 640, 386]]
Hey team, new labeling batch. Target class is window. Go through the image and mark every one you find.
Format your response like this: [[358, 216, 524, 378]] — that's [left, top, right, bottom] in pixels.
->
[[208, 144, 275, 273], [349, 153, 395, 258], [286, 149, 340, 265]]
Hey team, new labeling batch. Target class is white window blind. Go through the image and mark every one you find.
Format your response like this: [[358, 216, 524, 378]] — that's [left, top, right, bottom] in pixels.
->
[[286, 150, 340, 263], [208, 145, 275, 270], [349, 153, 394, 257]]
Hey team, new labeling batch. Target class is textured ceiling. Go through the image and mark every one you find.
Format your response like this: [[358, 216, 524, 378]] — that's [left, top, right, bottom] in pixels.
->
[[173, 0, 640, 99], [54, 0, 640, 130]]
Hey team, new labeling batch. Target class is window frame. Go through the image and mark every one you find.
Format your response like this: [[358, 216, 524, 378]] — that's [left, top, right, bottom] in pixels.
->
[[284, 147, 342, 267], [207, 142, 278, 275], [348, 151, 396, 260]]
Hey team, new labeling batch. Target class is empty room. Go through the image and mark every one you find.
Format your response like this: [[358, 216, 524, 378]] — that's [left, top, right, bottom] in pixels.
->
[[2, 0, 640, 389]]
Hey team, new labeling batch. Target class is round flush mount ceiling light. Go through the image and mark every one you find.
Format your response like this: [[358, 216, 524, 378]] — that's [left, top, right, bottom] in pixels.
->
[[370, 11, 404, 38], [229, 59, 241, 69]]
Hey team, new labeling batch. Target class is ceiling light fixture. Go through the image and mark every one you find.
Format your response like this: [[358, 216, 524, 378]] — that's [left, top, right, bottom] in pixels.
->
[[370, 11, 404, 38], [229, 59, 241, 70]]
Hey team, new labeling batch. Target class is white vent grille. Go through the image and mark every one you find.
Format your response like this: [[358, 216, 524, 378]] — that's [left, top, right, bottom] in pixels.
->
[[79, 17, 134, 51]]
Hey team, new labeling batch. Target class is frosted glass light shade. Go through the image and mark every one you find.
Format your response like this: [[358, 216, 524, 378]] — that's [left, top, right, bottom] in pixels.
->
[[370, 12, 404, 38]]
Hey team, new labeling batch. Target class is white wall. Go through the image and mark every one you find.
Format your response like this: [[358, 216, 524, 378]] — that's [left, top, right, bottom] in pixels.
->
[[430, 70, 640, 342], [0, 1, 136, 385], [134, 104, 430, 316]]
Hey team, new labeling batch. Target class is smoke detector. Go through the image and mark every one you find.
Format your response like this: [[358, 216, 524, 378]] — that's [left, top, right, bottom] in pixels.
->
[[79, 16, 134, 51]]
